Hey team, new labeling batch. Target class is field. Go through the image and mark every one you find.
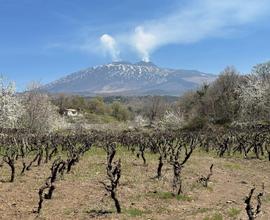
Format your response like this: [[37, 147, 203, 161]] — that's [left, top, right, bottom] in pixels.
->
[[2, 1, 270, 219], [0, 146, 269, 220]]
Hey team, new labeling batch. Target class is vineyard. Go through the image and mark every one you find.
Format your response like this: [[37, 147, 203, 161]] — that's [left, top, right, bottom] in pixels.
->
[[2, 0, 270, 219], [0, 126, 269, 219]]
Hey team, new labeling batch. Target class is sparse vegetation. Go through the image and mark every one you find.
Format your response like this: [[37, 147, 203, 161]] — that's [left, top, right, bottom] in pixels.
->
[[203, 213, 223, 220], [228, 207, 241, 218]]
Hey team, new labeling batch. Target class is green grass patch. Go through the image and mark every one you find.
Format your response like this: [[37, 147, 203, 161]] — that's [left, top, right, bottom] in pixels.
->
[[197, 208, 211, 213], [223, 162, 242, 170], [155, 191, 174, 199], [194, 149, 218, 158], [124, 208, 145, 217], [176, 194, 193, 202], [227, 207, 241, 218], [86, 147, 105, 157], [203, 213, 223, 220], [149, 191, 192, 202], [207, 186, 214, 192], [84, 113, 117, 124], [85, 208, 113, 217], [190, 207, 212, 216]]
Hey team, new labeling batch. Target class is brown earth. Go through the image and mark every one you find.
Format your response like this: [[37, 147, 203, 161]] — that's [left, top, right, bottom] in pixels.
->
[[0, 148, 269, 220]]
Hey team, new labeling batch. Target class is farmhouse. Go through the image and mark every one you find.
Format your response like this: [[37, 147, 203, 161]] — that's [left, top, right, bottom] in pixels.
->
[[63, 108, 78, 117]]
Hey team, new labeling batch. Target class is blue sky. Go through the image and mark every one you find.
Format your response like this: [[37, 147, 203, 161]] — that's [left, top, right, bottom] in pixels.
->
[[1, 0, 270, 90]]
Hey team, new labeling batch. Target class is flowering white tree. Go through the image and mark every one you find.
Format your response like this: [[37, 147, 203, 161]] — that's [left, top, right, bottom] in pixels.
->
[[21, 82, 64, 133], [0, 77, 24, 128], [238, 61, 270, 121], [159, 110, 184, 130]]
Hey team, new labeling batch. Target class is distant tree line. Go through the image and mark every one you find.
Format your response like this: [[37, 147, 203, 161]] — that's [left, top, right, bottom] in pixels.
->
[[52, 95, 132, 121], [51, 94, 172, 123], [1, 60, 270, 132], [175, 61, 270, 129], [51, 60, 270, 128]]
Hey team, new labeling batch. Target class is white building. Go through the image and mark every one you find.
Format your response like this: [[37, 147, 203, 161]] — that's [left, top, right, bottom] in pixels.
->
[[63, 108, 78, 117]]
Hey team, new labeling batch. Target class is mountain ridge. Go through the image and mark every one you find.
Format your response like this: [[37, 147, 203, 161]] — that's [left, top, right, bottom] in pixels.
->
[[43, 61, 216, 96]]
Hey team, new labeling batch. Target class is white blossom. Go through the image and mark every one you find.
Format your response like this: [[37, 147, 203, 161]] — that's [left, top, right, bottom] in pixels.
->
[[0, 77, 24, 128], [238, 62, 270, 121], [159, 110, 184, 129]]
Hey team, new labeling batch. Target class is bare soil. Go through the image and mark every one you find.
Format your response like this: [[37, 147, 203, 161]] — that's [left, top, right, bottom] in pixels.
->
[[0, 148, 269, 220]]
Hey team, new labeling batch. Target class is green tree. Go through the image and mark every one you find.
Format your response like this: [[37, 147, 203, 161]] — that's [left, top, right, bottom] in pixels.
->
[[204, 66, 240, 124], [110, 101, 130, 121], [88, 97, 106, 115]]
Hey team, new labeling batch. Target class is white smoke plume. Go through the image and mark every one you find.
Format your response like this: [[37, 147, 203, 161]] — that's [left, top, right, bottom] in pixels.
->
[[131, 26, 156, 62], [100, 34, 120, 61], [100, 0, 270, 61]]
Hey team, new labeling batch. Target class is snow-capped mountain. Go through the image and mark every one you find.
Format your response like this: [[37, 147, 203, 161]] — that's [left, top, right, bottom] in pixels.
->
[[43, 61, 216, 96]]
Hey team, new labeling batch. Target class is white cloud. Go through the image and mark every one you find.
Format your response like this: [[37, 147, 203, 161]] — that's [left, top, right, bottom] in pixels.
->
[[102, 0, 270, 61], [100, 34, 120, 61]]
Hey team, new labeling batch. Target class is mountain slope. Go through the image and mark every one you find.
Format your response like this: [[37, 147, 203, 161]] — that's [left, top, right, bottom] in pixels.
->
[[43, 61, 216, 96]]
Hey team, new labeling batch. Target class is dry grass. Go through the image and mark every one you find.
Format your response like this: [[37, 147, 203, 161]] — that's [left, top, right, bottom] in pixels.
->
[[0, 147, 269, 219]]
